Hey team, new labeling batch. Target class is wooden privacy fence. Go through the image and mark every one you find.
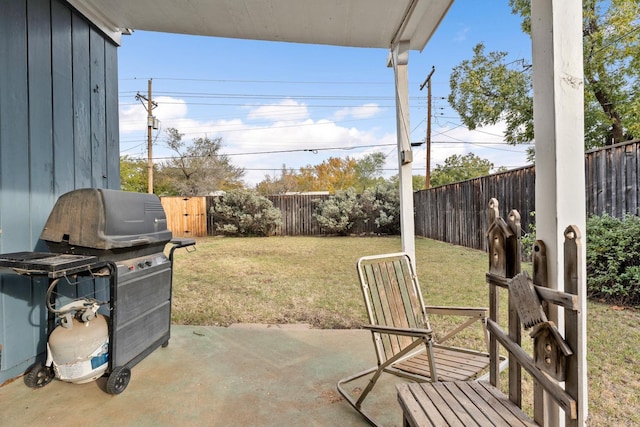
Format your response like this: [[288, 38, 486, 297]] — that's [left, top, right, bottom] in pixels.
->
[[159, 140, 639, 242], [161, 196, 207, 237], [162, 194, 377, 237], [414, 166, 535, 251], [586, 140, 640, 217], [268, 194, 325, 235], [203, 194, 324, 236], [414, 139, 640, 251], [267, 194, 379, 236]]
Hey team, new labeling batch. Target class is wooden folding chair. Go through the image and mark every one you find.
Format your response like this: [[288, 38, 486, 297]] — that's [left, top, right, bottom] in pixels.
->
[[337, 252, 497, 426]]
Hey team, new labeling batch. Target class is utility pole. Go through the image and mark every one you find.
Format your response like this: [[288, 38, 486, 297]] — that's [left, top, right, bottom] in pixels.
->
[[135, 79, 158, 194], [147, 79, 153, 194], [420, 66, 435, 189]]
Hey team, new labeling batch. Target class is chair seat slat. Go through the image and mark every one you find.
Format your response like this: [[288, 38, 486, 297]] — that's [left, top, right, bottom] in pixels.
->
[[398, 382, 537, 427]]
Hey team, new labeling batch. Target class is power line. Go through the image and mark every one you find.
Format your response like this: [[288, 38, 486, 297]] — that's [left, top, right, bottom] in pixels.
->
[[118, 116, 393, 141], [431, 140, 530, 145], [118, 101, 397, 108], [119, 138, 528, 161], [590, 25, 640, 57], [240, 166, 528, 172], [121, 77, 394, 85], [125, 142, 397, 161], [118, 90, 449, 103], [121, 76, 448, 87], [139, 91, 396, 101]]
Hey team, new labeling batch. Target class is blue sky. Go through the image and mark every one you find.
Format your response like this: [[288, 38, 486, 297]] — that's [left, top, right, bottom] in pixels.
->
[[117, 0, 533, 186]]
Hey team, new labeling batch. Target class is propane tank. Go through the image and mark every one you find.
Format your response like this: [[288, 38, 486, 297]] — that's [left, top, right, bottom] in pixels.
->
[[47, 313, 109, 384]]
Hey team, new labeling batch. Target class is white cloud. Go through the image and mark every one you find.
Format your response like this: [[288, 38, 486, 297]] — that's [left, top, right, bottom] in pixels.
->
[[333, 103, 383, 121], [119, 102, 148, 134], [120, 96, 398, 186], [453, 27, 470, 43], [246, 98, 309, 121], [219, 117, 396, 185], [408, 121, 531, 175], [119, 96, 189, 134], [120, 96, 531, 186]]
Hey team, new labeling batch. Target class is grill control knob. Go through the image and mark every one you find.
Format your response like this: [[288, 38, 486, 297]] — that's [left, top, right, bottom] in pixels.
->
[[145, 260, 153, 267], [138, 262, 144, 269]]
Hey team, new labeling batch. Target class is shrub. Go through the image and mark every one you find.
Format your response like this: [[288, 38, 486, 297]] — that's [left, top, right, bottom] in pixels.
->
[[520, 211, 536, 260], [586, 214, 640, 306], [210, 189, 282, 236], [361, 181, 401, 235], [517, 211, 640, 306], [313, 188, 365, 236]]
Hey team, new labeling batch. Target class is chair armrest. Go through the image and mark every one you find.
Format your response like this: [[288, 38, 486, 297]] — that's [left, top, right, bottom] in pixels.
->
[[363, 325, 432, 339], [424, 306, 487, 318], [424, 306, 488, 346]]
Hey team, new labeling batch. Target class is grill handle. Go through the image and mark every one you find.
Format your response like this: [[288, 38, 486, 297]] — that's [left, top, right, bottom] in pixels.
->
[[168, 238, 196, 262]]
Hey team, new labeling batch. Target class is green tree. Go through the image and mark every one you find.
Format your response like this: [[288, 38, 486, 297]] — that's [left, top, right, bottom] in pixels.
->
[[255, 165, 301, 196], [449, 43, 533, 145], [120, 156, 148, 193], [120, 155, 178, 195], [256, 152, 388, 194], [430, 153, 494, 187], [353, 152, 387, 191], [162, 128, 245, 196], [412, 175, 426, 191], [297, 157, 357, 193], [449, 0, 640, 149]]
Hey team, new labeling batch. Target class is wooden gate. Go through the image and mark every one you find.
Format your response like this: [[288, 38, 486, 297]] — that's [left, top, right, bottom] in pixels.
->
[[160, 196, 207, 237]]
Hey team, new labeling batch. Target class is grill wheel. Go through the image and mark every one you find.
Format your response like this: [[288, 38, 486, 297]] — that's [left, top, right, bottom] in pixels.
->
[[24, 363, 54, 388], [106, 366, 131, 394]]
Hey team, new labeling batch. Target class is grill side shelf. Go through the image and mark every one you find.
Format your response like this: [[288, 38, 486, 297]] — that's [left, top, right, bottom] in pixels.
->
[[0, 252, 101, 278]]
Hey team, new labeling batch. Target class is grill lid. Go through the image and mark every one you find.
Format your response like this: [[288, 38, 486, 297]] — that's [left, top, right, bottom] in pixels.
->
[[41, 188, 172, 251]]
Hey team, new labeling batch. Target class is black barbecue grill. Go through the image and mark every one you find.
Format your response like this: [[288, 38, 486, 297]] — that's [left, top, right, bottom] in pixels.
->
[[0, 188, 195, 394], [41, 188, 173, 260]]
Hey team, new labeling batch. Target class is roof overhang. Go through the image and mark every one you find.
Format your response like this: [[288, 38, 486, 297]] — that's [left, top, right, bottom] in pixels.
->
[[66, 0, 453, 50]]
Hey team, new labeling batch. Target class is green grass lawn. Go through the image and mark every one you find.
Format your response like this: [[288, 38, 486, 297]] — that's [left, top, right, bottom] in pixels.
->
[[171, 236, 639, 426]]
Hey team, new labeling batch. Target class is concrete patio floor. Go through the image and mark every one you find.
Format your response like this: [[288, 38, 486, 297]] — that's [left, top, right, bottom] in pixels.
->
[[0, 324, 409, 426]]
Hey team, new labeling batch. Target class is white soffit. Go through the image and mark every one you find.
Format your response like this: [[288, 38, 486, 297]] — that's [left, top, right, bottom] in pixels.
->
[[67, 0, 453, 50]]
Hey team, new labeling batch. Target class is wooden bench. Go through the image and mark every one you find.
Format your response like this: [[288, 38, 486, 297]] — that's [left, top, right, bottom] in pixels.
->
[[397, 381, 536, 426], [398, 200, 586, 426]]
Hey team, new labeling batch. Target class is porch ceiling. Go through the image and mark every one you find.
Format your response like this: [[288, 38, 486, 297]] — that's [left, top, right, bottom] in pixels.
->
[[67, 0, 453, 49]]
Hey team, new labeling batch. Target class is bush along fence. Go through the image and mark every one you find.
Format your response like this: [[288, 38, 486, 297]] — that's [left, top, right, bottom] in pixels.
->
[[266, 193, 382, 236], [163, 193, 380, 237], [200, 186, 399, 237], [586, 214, 640, 307]]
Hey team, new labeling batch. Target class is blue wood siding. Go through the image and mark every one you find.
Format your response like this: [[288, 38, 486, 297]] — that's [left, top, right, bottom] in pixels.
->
[[105, 43, 120, 189], [0, 0, 120, 383], [52, 0, 76, 195], [72, 13, 93, 189]]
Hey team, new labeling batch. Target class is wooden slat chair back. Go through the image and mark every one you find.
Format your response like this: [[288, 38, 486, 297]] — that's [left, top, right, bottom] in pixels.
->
[[338, 252, 494, 426], [398, 200, 586, 426], [359, 253, 430, 364]]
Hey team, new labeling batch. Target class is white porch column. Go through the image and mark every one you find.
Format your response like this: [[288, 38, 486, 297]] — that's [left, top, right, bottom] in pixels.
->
[[390, 41, 416, 262], [531, 0, 587, 425]]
